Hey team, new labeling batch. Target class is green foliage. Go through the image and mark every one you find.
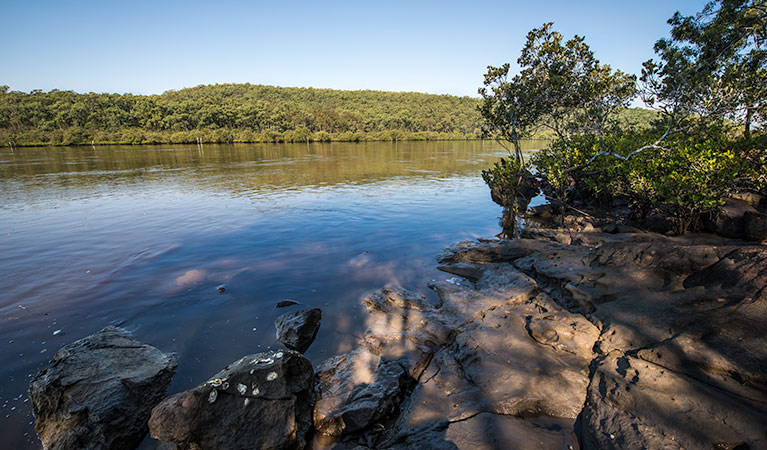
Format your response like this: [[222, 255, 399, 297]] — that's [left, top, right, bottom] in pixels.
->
[[480, 7, 766, 235], [626, 142, 739, 234], [481, 157, 527, 208], [0, 84, 483, 146]]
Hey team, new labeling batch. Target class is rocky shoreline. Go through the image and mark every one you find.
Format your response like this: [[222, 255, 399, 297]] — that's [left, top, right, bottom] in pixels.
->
[[29, 207, 767, 449]]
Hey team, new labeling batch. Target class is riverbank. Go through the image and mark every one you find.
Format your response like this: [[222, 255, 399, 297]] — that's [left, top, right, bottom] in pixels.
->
[[308, 209, 767, 449], [3, 131, 481, 148], [28, 202, 767, 449]]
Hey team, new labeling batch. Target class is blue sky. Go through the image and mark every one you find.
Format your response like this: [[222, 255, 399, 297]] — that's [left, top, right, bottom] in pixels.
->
[[1, 0, 709, 97]]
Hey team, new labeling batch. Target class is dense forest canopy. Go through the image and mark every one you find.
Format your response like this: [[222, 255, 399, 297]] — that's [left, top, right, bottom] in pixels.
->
[[0, 84, 483, 145], [0, 83, 655, 146]]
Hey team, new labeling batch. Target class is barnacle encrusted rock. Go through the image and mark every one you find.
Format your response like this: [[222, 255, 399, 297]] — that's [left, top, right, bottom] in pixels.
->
[[29, 326, 177, 450], [148, 349, 314, 450]]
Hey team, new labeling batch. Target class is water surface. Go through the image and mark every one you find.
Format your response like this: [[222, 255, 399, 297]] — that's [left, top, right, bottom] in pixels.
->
[[0, 140, 542, 448]]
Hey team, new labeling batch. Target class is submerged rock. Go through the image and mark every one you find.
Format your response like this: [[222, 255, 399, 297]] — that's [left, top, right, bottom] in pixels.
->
[[314, 287, 442, 438], [276, 299, 299, 308], [314, 349, 411, 437], [149, 349, 314, 450], [275, 308, 322, 353], [29, 326, 177, 450]]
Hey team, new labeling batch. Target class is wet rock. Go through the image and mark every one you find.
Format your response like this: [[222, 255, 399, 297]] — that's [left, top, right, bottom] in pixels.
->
[[436, 239, 547, 266], [149, 349, 314, 450], [314, 287, 448, 438], [275, 308, 322, 353], [29, 326, 177, 450], [314, 349, 411, 437], [276, 299, 299, 308], [216, 284, 226, 293], [580, 353, 767, 450]]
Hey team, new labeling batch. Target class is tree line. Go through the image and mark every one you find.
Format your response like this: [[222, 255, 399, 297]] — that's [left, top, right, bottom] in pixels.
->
[[0, 84, 485, 146], [0, 83, 657, 147]]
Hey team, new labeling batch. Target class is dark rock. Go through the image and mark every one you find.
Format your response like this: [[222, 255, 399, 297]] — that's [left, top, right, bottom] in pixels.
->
[[580, 353, 767, 450], [381, 413, 577, 450], [644, 209, 675, 234], [216, 284, 226, 293], [744, 210, 767, 243], [313, 287, 448, 438], [149, 350, 314, 450], [275, 308, 322, 353], [314, 351, 411, 437], [704, 198, 758, 239], [276, 299, 299, 308], [29, 326, 177, 450], [601, 223, 641, 234]]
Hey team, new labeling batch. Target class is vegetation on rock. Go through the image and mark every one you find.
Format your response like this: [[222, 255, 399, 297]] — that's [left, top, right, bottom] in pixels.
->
[[480, 0, 767, 234]]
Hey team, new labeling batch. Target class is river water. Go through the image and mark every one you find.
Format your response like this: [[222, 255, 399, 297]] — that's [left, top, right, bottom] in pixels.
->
[[0, 140, 543, 448]]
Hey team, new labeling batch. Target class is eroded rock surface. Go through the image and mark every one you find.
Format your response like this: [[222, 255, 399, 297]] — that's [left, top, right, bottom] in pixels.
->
[[321, 225, 767, 449], [149, 349, 313, 450], [29, 326, 177, 450]]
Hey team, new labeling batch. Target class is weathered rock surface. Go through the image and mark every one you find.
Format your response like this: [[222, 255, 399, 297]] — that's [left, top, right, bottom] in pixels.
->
[[314, 349, 411, 437], [381, 412, 578, 450], [29, 326, 177, 450], [322, 223, 767, 449], [149, 349, 313, 450], [315, 257, 599, 447], [314, 287, 441, 438], [275, 308, 322, 353], [445, 232, 767, 449], [581, 353, 767, 450]]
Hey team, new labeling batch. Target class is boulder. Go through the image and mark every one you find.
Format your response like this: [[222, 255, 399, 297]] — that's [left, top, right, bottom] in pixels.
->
[[149, 349, 314, 450], [314, 349, 411, 437], [744, 210, 767, 243], [704, 197, 759, 239], [644, 209, 675, 234], [29, 326, 177, 450], [275, 308, 322, 353], [314, 287, 446, 438]]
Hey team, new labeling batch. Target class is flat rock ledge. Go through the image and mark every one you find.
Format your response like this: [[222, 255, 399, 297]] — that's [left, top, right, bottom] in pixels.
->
[[315, 228, 767, 449], [29, 326, 177, 450], [149, 349, 314, 450]]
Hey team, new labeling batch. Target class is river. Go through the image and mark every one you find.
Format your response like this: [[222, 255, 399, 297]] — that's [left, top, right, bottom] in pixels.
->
[[0, 140, 544, 448]]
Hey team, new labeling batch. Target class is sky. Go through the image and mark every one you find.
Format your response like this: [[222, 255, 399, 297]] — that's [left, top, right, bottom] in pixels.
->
[[1, 0, 710, 98]]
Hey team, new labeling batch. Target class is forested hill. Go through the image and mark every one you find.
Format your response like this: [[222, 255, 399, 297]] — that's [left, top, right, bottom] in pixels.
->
[[0, 84, 483, 146]]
